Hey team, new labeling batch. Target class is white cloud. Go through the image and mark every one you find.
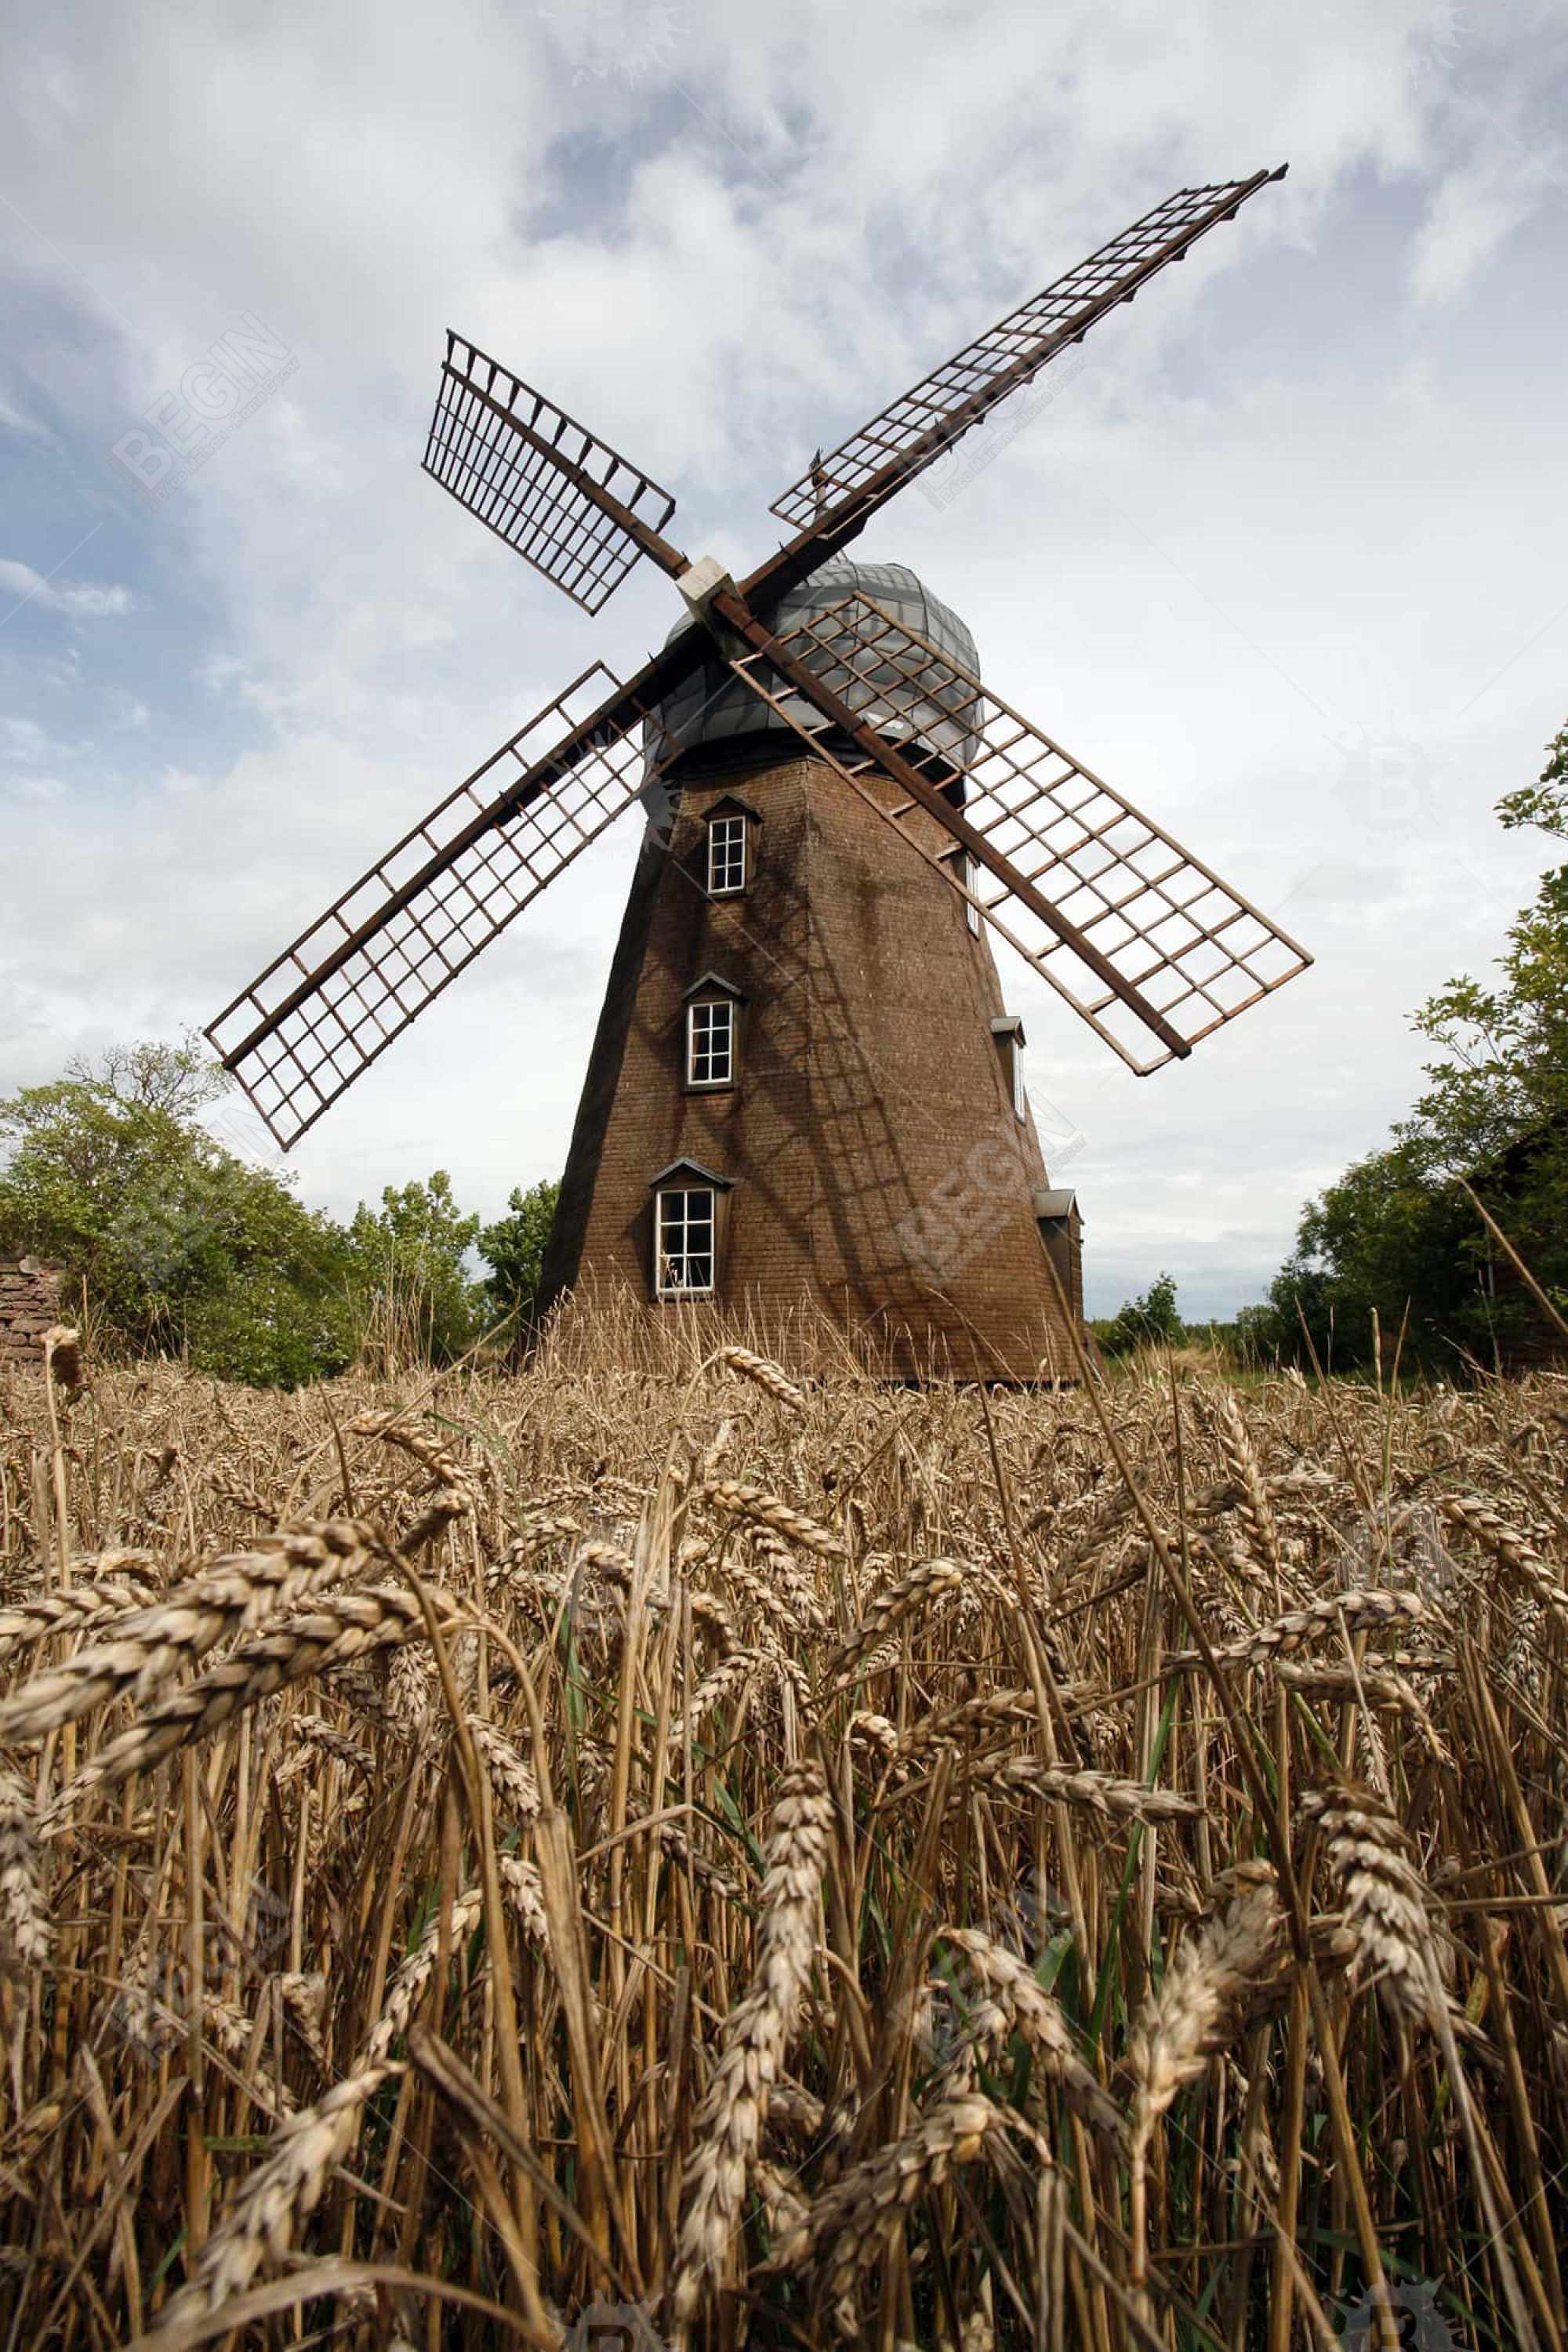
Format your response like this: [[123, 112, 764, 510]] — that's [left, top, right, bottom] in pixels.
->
[[1410, 150, 1560, 305], [0, 557, 133, 616]]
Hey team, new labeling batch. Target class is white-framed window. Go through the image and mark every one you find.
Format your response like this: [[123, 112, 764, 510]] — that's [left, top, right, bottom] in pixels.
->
[[707, 813, 747, 895], [655, 1186, 717, 1296], [1011, 1038, 1026, 1120], [963, 851, 981, 936], [687, 996, 735, 1087]]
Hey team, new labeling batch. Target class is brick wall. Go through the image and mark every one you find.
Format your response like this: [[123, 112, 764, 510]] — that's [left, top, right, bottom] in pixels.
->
[[0, 1257, 64, 1370], [542, 746, 1084, 1380]]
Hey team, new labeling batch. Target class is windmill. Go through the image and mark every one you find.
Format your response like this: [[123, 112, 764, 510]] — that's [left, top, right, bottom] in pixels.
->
[[207, 167, 1310, 1379]]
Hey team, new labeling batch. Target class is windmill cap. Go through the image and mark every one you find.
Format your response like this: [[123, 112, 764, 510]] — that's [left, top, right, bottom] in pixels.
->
[[646, 555, 982, 777]]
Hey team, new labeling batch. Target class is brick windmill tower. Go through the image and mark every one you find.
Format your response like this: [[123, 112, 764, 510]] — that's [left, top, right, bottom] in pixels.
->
[[208, 168, 1309, 1379]]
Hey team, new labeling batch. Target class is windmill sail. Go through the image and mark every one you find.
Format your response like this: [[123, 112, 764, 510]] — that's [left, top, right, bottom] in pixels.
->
[[767, 170, 1283, 543], [207, 664, 682, 1149], [424, 334, 681, 613], [728, 592, 1310, 1073]]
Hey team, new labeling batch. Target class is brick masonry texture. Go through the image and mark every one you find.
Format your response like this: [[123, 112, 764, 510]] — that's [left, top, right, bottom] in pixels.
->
[[0, 1258, 64, 1370], [539, 748, 1084, 1381]]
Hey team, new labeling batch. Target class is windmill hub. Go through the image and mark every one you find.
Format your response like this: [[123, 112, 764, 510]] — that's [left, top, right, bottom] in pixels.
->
[[674, 555, 738, 616]]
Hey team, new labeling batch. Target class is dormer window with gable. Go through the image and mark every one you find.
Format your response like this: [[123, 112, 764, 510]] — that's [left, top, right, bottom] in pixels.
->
[[649, 1159, 734, 1299], [704, 800, 755, 895], [991, 1014, 1026, 1122], [683, 973, 743, 1091]]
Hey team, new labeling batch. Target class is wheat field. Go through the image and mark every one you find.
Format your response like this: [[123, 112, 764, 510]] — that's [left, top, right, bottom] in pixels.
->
[[0, 1319, 1564, 2350]]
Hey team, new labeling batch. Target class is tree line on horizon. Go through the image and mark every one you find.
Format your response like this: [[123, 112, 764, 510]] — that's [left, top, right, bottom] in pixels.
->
[[3, 724, 1561, 1385]]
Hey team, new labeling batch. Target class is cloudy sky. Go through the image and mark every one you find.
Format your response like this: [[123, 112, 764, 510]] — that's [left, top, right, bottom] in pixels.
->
[[2, 0, 1565, 1317]]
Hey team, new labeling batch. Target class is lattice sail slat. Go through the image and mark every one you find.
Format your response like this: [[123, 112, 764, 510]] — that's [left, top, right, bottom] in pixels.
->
[[208, 666, 676, 1149], [423, 333, 677, 614], [729, 594, 1311, 1073], [770, 172, 1279, 536]]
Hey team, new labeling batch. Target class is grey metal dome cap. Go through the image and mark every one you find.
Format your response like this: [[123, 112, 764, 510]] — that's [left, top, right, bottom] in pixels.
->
[[646, 554, 982, 776]]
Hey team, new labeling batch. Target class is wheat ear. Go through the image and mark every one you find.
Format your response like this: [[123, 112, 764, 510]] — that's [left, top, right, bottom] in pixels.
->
[[0, 1770, 49, 1969], [1439, 1495, 1568, 1618], [0, 1519, 379, 1744], [714, 1345, 807, 1414], [668, 1759, 832, 2328], [669, 1650, 763, 1747], [470, 1719, 541, 1824], [700, 1478, 844, 1558], [827, 1557, 966, 1689], [935, 1926, 1120, 2137], [46, 1584, 463, 1817], [360, 1889, 485, 2067], [1166, 1586, 1433, 1673], [0, 1570, 161, 1666], [1212, 1392, 1283, 1573], [280, 1713, 376, 1779], [1127, 1861, 1283, 2151], [147, 2061, 401, 2336], [967, 1754, 1203, 1824], [1126, 1860, 1283, 2305], [775, 2092, 1036, 2338], [1298, 1784, 1440, 2028]]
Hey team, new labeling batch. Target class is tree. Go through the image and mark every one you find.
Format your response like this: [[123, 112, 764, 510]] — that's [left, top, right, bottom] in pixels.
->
[[1406, 750, 1567, 1315], [347, 1170, 481, 1367], [1261, 1139, 1478, 1371], [71, 1033, 228, 1120], [1260, 725, 1568, 1367], [478, 1178, 561, 1330], [1096, 1270, 1184, 1358], [0, 1040, 355, 1383]]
